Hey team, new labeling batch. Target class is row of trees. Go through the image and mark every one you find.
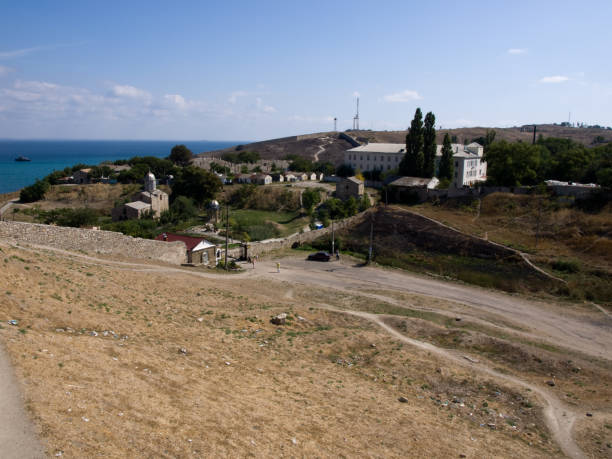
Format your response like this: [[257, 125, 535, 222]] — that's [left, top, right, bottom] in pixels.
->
[[399, 108, 438, 178], [485, 138, 612, 187]]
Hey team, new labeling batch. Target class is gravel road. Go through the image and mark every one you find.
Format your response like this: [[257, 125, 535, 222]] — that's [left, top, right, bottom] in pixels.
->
[[0, 343, 45, 458]]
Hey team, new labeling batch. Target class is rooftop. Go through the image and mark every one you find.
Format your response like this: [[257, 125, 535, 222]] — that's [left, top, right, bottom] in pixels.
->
[[388, 177, 438, 188], [124, 201, 151, 210], [347, 143, 406, 154], [154, 233, 216, 251]]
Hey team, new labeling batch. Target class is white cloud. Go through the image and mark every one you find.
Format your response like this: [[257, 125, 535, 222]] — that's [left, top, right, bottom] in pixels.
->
[[0, 65, 13, 76], [382, 89, 422, 103], [255, 96, 276, 113], [111, 84, 151, 100], [0, 46, 45, 59], [507, 48, 527, 55], [228, 90, 248, 104], [163, 94, 186, 109], [539, 75, 569, 84]]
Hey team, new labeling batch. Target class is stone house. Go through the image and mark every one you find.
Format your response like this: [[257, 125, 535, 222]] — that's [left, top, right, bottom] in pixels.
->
[[308, 172, 317, 181], [155, 233, 219, 267], [73, 168, 92, 184], [336, 176, 364, 200], [111, 172, 169, 221]]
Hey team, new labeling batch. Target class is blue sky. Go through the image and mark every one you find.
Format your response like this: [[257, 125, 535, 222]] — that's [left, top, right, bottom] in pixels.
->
[[0, 0, 610, 140]]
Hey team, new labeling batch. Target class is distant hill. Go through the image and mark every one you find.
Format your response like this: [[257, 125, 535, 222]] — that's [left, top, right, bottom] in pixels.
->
[[196, 124, 612, 166]]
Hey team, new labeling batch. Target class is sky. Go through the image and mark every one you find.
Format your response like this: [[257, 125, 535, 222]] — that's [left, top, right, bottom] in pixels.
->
[[0, 0, 611, 141]]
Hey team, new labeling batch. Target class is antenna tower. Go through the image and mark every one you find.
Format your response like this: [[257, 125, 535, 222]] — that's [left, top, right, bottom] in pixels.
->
[[352, 97, 360, 130], [334, 117, 337, 131]]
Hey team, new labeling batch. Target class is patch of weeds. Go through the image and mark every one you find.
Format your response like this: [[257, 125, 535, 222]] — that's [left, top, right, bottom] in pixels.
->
[[18, 328, 27, 335], [51, 293, 62, 301]]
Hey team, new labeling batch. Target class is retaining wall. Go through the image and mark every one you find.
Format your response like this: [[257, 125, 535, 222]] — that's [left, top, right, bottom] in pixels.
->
[[0, 221, 186, 264], [241, 210, 371, 258]]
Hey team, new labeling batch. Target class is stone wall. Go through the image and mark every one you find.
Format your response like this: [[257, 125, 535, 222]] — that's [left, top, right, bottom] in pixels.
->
[[0, 221, 186, 264], [241, 210, 371, 259]]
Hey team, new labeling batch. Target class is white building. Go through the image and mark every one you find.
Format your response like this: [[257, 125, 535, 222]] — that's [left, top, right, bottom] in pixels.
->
[[344, 142, 487, 188]]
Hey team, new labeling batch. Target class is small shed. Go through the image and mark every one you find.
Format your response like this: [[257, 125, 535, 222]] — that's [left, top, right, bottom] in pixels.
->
[[336, 176, 364, 200], [155, 233, 219, 267], [252, 173, 272, 185]]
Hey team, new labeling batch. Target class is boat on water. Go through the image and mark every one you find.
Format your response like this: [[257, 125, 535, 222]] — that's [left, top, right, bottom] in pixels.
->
[[14, 156, 31, 162]]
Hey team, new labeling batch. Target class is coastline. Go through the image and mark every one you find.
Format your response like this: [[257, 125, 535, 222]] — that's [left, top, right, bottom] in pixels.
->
[[0, 139, 240, 194]]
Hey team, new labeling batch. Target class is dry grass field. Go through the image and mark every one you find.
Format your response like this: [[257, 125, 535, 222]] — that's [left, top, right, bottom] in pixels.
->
[[1, 241, 610, 457]]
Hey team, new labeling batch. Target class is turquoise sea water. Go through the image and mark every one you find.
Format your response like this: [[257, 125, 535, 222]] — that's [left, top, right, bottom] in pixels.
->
[[0, 140, 239, 194]]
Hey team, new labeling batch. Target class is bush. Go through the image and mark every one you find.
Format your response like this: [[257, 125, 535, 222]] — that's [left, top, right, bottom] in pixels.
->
[[551, 259, 580, 273], [38, 208, 100, 228], [20, 179, 50, 203]]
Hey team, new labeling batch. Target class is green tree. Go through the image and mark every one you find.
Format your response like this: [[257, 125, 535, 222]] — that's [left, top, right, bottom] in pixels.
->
[[314, 161, 335, 176], [20, 179, 49, 203], [422, 111, 436, 177], [302, 189, 321, 215], [484, 141, 543, 186], [336, 164, 355, 177], [399, 108, 424, 176], [438, 133, 454, 180], [171, 166, 222, 207], [168, 145, 193, 167]]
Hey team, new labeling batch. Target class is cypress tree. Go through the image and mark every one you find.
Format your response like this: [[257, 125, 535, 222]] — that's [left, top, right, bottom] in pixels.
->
[[399, 108, 424, 176], [423, 111, 436, 177], [438, 133, 454, 181]]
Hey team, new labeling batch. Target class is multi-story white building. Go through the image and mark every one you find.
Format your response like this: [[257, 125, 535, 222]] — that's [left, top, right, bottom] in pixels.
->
[[344, 142, 487, 187]]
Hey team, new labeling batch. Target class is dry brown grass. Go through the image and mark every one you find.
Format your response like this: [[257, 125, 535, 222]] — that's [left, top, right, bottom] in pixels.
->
[[0, 243, 574, 457]]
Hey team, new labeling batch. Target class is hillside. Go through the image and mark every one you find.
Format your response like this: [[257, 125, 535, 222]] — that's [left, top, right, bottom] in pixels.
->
[[196, 125, 612, 166], [3, 237, 612, 457]]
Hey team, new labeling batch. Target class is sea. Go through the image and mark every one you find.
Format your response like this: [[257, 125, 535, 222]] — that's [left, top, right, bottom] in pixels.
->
[[0, 140, 240, 194]]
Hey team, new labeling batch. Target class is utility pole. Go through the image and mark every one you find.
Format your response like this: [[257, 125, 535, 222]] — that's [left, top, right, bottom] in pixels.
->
[[367, 217, 373, 264], [225, 202, 229, 270], [532, 125, 537, 145], [535, 195, 542, 249], [331, 220, 335, 255]]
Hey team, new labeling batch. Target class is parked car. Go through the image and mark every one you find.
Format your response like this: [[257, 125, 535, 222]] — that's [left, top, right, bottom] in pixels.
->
[[307, 251, 331, 262]]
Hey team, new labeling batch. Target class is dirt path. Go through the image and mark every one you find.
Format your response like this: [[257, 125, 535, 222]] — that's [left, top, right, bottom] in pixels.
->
[[0, 344, 45, 458], [6, 241, 610, 361], [253, 258, 612, 361], [331, 309, 584, 459], [313, 137, 333, 162]]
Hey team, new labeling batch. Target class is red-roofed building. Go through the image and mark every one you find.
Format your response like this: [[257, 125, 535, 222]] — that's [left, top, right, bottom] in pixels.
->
[[155, 233, 219, 267]]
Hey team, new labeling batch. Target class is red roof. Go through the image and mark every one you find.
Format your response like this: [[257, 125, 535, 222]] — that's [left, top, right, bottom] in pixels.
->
[[155, 233, 204, 251]]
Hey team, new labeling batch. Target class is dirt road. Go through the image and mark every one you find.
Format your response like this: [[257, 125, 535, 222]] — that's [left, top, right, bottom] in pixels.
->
[[0, 344, 45, 458], [249, 257, 612, 362], [334, 309, 583, 459]]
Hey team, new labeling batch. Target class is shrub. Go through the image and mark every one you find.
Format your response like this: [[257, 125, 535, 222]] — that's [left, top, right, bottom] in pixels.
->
[[20, 179, 49, 203], [551, 259, 580, 273]]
